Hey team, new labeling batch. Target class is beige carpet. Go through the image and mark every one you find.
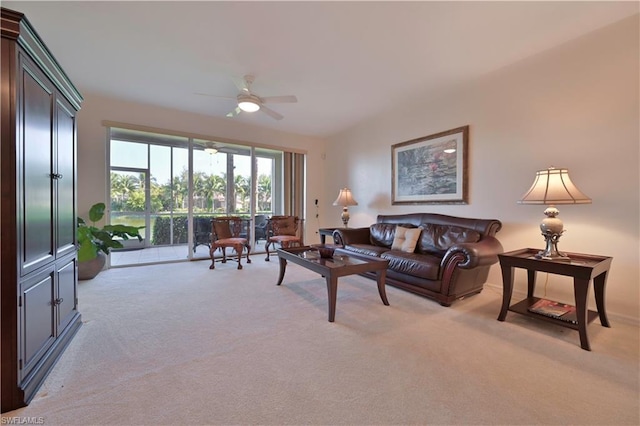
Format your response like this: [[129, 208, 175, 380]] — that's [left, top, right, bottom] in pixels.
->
[[2, 257, 638, 425]]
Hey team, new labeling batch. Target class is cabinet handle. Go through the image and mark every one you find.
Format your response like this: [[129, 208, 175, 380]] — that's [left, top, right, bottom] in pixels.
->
[[53, 298, 64, 305], [51, 173, 63, 179]]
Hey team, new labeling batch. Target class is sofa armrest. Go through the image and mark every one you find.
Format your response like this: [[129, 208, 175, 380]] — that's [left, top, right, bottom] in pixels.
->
[[441, 236, 504, 269], [333, 227, 370, 245]]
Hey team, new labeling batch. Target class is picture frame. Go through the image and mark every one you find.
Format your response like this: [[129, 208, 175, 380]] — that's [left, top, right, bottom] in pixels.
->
[[392, 125, 469, 205]]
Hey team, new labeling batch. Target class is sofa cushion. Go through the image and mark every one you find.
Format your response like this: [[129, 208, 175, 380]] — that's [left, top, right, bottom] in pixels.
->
[[381, 250, 441, 281], [370, 222, 416, 247], [370, 223, 397, 247], [343, 244, 389, 258], [391, 226, 422, 253], [417, 224, 481, 256]]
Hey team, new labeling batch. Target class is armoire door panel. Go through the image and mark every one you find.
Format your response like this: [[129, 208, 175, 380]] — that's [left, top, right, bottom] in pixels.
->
[[55, 99, 76, 258], [56, 258, 77, 333], [20, 60, 54, 275], [20, 269, 56, 379]]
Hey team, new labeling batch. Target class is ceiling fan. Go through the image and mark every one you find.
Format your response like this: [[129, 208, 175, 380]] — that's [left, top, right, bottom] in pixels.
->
[[200, 142, 246, 156], [195, 75, 297, 121]]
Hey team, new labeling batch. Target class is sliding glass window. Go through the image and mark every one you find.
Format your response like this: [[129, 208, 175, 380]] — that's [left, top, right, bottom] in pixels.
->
[[107, 126, 300, 267]]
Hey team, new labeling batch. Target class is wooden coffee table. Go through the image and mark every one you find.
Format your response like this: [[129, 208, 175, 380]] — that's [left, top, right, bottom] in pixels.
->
[[276, 246, 390, 322]]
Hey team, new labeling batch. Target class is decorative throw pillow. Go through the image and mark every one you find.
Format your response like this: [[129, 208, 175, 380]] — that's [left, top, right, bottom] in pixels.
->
[[391, 226, 422, 253]]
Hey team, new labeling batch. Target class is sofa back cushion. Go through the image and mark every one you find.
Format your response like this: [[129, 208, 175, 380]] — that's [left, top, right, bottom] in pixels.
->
[[369, 223, 398, 247], [369, 223, 416, 247], [377, 213, 502, 237], [417, 224, 481, 256]]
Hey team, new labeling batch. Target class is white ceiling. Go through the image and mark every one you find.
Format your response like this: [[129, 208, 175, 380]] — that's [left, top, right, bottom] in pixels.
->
[[4, 1, 638, 138]]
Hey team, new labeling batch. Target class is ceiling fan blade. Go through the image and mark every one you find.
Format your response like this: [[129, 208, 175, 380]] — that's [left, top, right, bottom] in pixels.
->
[[194, 92, 236, 100], [260, 105, 283, 121], [226, 106, 241, 118], [261, 95, 297, 104], [230, 75, 249, 93]]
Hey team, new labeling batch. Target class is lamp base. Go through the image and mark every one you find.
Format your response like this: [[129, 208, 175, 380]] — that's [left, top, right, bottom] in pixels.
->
[[341, 207, 350, 227], [535, 252, 571, 262], [535, 230, 571, 262]]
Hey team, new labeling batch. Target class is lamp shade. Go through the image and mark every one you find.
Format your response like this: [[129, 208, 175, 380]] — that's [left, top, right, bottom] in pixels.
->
[[333, 188, 358, 206], [518, 167, 591, 205]]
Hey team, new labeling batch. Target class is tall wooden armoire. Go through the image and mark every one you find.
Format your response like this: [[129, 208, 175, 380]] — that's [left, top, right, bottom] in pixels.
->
[[1, 7, 83, 412]]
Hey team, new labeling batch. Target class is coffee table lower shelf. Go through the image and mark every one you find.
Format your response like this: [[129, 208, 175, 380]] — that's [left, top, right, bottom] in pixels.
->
[[509, 297, 599, 331]]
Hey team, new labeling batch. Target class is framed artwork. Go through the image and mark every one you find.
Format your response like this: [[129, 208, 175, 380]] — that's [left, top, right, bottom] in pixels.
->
[[391, 125, 469, 205]]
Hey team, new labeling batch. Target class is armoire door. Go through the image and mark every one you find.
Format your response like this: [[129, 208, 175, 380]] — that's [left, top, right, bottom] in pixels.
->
[[54, 98, 77, 259], [19, 267, 56, 381], [56, 258, 78, 333], [18, 53, 55, 276]]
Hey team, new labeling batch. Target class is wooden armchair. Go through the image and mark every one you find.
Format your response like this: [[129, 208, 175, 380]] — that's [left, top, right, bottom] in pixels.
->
[[193, 217, 212, 253], [264, 215, 302, 261], [209, 217, 251, 270], [254, 214, 269, 242]]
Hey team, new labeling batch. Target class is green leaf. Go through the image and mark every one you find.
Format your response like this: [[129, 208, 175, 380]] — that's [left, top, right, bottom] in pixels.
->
[[103, 239, 124, 249], [77, 238, 98, 262], [103, 224, 145, 241], [88, 202, 106, 223]]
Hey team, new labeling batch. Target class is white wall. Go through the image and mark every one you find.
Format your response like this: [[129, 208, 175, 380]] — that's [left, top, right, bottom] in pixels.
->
[[324, 15, 639, 322], [76, 93, 327, 244]]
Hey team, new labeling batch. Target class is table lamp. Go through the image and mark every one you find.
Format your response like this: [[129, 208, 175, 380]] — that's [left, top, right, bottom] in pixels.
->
[[518, 167, 591, 261], [333, 188, 358, 227]]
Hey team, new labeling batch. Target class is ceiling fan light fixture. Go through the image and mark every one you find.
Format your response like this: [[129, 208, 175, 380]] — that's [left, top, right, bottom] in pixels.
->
[[237, 93, 261, 112], [238, 100, 260, 112]]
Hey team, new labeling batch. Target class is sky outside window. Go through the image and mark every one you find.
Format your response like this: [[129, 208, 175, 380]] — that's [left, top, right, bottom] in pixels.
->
[[112, 139, 271, 186]]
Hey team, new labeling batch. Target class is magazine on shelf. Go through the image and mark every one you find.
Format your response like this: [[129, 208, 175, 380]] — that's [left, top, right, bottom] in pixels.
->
[[528, 298, 576, 322]]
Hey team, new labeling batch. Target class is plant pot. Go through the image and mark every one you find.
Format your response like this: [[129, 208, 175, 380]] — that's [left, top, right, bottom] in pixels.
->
[[78, 252, 107, 280]]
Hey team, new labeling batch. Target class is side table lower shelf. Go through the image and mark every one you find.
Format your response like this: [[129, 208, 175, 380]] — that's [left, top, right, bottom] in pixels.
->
[[509, 297, 599, 331]]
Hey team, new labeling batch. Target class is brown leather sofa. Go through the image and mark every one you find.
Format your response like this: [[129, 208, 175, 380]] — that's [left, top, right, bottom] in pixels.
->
[[333, 213, 503, 306]]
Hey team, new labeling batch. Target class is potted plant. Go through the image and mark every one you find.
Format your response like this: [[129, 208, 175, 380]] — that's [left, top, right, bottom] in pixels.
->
[[77, 202, 144, 280]]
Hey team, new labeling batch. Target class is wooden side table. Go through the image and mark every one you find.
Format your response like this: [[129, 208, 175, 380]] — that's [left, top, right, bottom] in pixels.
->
[[319, 227, 338, 244], [497, 248, 613, 351]]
